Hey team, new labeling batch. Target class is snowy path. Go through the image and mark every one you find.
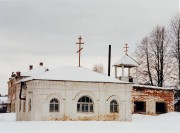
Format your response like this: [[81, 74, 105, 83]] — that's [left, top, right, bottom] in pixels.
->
[[0, 112, 180, 133]]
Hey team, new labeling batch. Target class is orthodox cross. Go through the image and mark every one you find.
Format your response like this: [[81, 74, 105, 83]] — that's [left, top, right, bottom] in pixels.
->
[[76, 36, 84, 67], [124, 43, 129, 55]]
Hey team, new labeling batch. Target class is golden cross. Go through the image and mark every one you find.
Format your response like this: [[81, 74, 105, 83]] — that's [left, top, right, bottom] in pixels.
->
[[124, 43, 129, 55], [76, 36, 84, 67]]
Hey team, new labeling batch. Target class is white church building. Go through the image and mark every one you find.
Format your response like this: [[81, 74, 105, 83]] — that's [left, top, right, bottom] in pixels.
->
[[16, 66, 133, 121]]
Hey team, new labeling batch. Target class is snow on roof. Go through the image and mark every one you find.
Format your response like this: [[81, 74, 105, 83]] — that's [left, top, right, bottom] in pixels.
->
[[113, 54, 139, 67], [21, 66, 131, 84], [133, 84, 174, 90], [21, 66, 49, 77]]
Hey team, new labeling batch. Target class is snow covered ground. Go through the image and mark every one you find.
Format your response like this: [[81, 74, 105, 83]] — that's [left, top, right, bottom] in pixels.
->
[[0, 112, 180, 133]]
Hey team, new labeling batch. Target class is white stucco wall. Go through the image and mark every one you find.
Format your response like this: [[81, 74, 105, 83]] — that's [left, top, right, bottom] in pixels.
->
[[16, 80, 132, 121]]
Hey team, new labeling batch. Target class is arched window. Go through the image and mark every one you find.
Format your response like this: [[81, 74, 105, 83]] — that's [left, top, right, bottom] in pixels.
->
[[110, 100, 118, 113], [49, 98, 59, 112], [77, 96, 93, 113]]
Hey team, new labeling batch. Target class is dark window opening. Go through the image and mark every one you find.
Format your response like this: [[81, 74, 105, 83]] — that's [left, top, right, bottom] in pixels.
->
[[49, 98, 59, 112], [19, 101, 21, 112], [110, 100, 119, 113], [77, 96, 93, 113], [23, 101, 26, 112], [129, 77, 133, 82], [134, 101, 146, 113], [156, 102, 166, 114], [0, 103, 7, 113], [29, 99, 31, 111]]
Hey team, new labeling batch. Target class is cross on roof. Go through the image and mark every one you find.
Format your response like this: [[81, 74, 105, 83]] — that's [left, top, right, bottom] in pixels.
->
[[124, 43, 129, 55], [76, 36, 84, 67]]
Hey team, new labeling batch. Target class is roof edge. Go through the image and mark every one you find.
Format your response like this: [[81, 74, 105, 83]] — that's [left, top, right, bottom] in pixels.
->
[[24, 78, 133, 84]]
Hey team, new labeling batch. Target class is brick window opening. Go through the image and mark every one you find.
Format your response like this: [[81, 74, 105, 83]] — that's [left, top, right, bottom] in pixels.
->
[[129, 77, 133, 82], [156, 102, 166, 114], [134, 101, 146, 113]]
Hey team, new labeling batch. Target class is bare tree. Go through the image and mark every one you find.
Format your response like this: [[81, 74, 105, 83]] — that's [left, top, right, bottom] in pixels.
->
[[136, 37, 153, 85], [93, 64, 104, 74], [169, 14, 180, 84], [149, 26, 167, 87], [136, 26, 171, 87]]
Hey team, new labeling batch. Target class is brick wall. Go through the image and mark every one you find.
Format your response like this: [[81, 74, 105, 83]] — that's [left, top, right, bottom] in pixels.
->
[[132, 86, 174, 115]]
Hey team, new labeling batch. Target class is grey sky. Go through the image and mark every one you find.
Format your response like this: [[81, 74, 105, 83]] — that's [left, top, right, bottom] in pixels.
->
[[0, 0, 179, 94]]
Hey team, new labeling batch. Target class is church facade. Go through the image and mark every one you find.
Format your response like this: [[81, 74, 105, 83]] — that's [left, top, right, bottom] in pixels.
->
[[16, 66, 132, 121], [8, 45, 175, 121]]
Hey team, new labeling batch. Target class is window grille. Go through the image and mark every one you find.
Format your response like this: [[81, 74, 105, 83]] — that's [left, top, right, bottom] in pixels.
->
[[49, 98, 59, 112], [110, 100, 118, 113], [77, 96, 93, 113]]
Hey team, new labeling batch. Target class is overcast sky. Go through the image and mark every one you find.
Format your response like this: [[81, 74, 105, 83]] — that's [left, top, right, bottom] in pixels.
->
[[0, 0, 179, 94]]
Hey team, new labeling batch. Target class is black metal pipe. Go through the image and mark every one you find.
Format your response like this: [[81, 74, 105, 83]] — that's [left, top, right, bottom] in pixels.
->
[[19, 82, 26, 100], [108, 45, 111, 76]]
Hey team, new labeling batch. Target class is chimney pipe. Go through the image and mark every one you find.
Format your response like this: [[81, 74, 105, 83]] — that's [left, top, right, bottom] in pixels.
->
[[16, 71, 21, 77], [108, 45, 111, 77], [39, 62, 43, 66], [11, 72, 15, 78], [29, 65, 33, 70]]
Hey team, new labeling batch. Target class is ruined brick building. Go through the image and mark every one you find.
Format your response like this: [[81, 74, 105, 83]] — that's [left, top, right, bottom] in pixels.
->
[[114, 54, 174, 115], [132, 85, 174, 115]]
